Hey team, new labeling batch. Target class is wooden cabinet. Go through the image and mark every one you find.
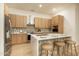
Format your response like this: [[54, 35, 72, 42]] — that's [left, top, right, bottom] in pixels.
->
[[38, 18, 42, 28], [11, 34, 17, 44], [34, 17, 42, 28], [11, 34, 28, 45], [51, 16, 59, 26], [15, 15, 19, 27], [58, 15, 64, 33], [45, 19, 50, 28], [34, 17, 39, 28], [9, 14, 27, 28], [34, 17, 50, 29], [51, 15, 64, 33], [10, 14, 16, 27], [22, 34, 27, 43], [53, 16, 59, 26], [22, 16, 27, 27]]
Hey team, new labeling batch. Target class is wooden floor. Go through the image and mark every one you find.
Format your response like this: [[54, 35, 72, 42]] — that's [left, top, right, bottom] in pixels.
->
[[11, 43, 32, 56], [11, 43, 79, 56]]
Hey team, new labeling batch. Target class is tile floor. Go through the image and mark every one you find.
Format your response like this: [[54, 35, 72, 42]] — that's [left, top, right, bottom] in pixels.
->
[[11, 43, 79, 56]]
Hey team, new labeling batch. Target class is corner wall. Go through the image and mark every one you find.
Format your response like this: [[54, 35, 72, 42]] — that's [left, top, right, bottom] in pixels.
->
[[75, 4, 79, 44], [0, 3, 4, 56]]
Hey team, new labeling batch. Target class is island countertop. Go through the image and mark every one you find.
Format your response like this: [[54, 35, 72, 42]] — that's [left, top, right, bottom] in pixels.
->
[[31, 33, 71, 56], [31, 33, 71, 40]]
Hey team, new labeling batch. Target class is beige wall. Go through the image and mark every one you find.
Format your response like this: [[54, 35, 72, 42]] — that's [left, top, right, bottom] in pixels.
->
[[0, 3, 4, 56], [75, 4, 79, 44]]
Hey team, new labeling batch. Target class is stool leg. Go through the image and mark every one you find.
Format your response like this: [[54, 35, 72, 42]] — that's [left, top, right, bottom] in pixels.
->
[[41, 45, 43, 56], [57, 47, 60, 56], [52, 45, 55, 56], [65, 44, 68, 55], [51, 50, 53, 56], [67, 44, 69, 56], [74, 44, 78, 56], [46, 50, 48, 56], [62, 46, 65, 56], [41, 49, 42, 56], [71, 44, 73, 56]]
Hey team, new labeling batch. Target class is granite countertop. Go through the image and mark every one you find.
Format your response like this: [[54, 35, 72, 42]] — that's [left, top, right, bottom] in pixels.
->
[[31, 33, 71, 40]]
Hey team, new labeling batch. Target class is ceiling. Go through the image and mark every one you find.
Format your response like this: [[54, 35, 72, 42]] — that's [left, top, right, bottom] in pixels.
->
[[7, 3, 76, 15]]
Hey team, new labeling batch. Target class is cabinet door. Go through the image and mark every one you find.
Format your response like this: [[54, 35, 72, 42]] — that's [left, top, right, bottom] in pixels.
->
[[22, 34, 28, 43], [41, 19, 43, 28], [51, 18, 54, 27], [48, 20, 51, 28], [11, 34, 17, 44], [35, 18, 39, 28], [58, 15, 64, 33], [23, 16, 27, 27], [45, 20, 48, 28], [15, 15, 19, 27], [16, 34, 22, 44], [53, 16, 59, 26], [10, 14, 16, 27], [19, 16, 23, 27], [39, 19, 42, 28], [40, 19, 45, 29]]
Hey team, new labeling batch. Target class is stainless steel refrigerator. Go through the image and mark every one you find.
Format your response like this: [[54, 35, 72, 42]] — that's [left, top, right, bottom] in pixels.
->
[[4, 15, 11, 56]]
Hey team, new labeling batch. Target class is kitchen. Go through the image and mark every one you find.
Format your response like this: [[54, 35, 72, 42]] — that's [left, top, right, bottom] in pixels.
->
[[4, 3, 79, 56]]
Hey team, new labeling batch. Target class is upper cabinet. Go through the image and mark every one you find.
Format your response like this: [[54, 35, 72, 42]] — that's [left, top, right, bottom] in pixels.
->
[[51, 15, 64, 33], [10, 14, 16, 28], [10, 14, 27, 28], [34, 17, 39, 28], [45, 19, 51, 28], [34, 17, 50, 29]]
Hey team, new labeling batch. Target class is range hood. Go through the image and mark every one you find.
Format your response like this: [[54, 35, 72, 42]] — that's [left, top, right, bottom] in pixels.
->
[[27, 15, 34, 25]]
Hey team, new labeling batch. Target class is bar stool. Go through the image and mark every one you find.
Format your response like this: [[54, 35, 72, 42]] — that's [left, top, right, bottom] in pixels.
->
[[53, 41, 65, 56], [41, 43, 53, 56], [64, 39, 71, 55], [65, 40, 78, 56]]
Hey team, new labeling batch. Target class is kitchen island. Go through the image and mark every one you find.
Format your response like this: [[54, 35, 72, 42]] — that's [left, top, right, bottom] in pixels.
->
[[31, 33, 71, 56]]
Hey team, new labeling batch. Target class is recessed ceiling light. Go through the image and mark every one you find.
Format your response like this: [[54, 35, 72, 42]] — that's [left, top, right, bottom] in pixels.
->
[[39, 4, 42, 8]]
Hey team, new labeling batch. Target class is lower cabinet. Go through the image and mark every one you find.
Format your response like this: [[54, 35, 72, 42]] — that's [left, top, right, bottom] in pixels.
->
[[11, 33, 28, 45]]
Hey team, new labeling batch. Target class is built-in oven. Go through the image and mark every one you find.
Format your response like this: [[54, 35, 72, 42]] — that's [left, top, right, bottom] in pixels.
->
[[52, 25, 58, 33]]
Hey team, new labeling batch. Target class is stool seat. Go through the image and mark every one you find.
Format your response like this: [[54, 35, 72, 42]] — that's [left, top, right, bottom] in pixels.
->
[[66, 41, 76, 44], [55, 41, 65, 47], [53, 41, 66, 56], [42, 43, 52, 50], [41, 43, 53, 56], [65, 40, 78, 56], [64, 39, 71, 42]]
